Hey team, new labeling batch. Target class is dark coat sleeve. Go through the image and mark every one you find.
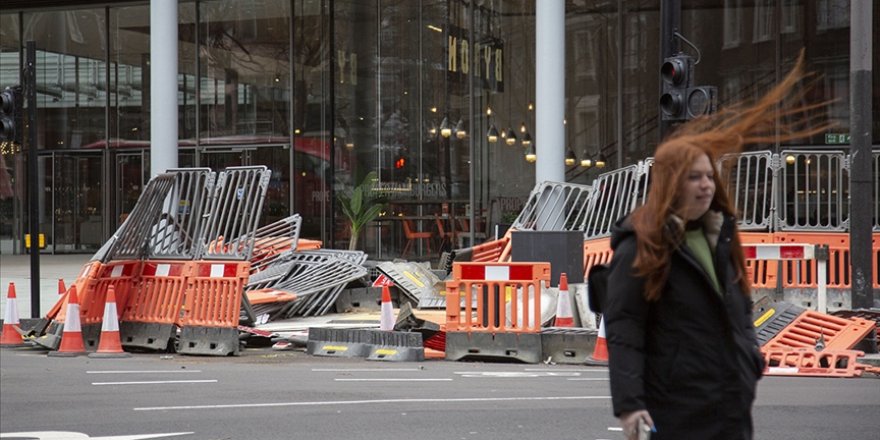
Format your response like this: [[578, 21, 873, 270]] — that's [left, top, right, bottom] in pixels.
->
[[603, 235, 650, 417]]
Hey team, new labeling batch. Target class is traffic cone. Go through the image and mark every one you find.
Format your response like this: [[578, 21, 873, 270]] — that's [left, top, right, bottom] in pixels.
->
[[58, 278, 66, 295], [554, 273, 575, 327], [1, 283, 26, 347], [88, 286, 131, 358], [379, 285, 395, 331], [586, 316, 608, 366], [47, 285, 87, 357]]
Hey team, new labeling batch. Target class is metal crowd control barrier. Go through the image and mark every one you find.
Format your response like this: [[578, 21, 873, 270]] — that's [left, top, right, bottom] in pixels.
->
[[97, 173, 177, 262], [147, 168, 215, 260], [512, 181, 595, 231], [720, 151, 775, 231], [119, 260, 191, 351], [177, 261, 250, 356], [249, 214, 303, 274], [582, 164, 642, 239], [199, 166, 271, 261], [779, 150, 849, 231], [445, 262, 551, 363]]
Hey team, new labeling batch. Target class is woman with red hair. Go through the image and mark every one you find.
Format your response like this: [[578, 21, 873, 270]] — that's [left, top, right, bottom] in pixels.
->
[[604, 51, 830, 440]]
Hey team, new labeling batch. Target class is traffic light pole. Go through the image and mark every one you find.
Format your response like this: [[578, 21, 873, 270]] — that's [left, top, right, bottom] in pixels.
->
[[25, 41, 40, 318], [659, 0, 680, 140], [849, 2, 873, 309]]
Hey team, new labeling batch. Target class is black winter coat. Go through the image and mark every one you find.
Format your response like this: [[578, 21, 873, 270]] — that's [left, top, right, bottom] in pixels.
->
[[604, 211, 764, 440]]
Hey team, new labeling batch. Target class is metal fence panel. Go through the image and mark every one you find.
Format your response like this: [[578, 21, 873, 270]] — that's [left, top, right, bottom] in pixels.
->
[[779, 150, 849, 231], [582, 164, 640, 239], [96, 173, 176, 262], [147, 168, 215, 259], [199, 166, 271, 260], [720, 151, 775, 231], [512, 181, 594, 232]]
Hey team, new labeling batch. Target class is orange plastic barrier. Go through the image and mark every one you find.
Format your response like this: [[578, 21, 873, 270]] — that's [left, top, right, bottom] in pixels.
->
[[763, 348, 866, 378], [78, 261, 141, 327], [469, 235, 510, 263], [295, 239, 323, 251], [246, 288, 298, 305], [762, 310, 876, 351], [445, 262, 551, 333], [121, 261, 191, 324], [180, 261, 250, 327], [774, 232, 848, 289], [582, 237, 612, 281], [740, 232, 777, 289], [48, 261, 103, 323]]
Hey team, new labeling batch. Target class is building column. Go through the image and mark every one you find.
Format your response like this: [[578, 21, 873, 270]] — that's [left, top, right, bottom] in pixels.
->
[[535, 0, 565, 184], [150, 0, 178, 176]]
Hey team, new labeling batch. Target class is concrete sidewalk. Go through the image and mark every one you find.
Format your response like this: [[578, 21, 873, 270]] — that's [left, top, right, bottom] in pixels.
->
[[0, 253, 92, 319]]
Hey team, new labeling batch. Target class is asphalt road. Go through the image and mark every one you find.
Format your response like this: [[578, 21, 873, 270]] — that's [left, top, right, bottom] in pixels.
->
[[1, 347, 878, 440]]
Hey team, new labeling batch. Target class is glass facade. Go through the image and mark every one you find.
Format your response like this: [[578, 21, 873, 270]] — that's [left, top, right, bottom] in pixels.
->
[[0, 1, 876, 258]]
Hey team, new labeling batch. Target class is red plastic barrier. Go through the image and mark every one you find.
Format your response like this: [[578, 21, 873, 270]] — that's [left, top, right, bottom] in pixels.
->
[[121, 261, 190, 325]]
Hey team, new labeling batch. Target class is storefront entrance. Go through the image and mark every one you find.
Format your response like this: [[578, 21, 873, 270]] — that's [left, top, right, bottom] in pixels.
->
[[39, 152, 104, 253]]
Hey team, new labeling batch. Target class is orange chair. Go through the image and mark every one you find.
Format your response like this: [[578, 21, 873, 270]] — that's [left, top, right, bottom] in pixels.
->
[[435, 214, 456, 250], [402, 219, 433, 258]]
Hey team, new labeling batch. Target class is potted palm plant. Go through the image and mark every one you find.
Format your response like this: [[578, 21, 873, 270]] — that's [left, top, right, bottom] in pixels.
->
[[338, 171, 386, 251]]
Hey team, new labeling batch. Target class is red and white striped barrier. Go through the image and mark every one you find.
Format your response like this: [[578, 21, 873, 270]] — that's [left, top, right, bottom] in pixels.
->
[[743, 243, 827, 313]]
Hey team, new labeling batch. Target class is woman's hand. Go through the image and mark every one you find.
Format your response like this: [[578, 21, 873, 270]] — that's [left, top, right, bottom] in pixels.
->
[[618, 410, 654, 440]]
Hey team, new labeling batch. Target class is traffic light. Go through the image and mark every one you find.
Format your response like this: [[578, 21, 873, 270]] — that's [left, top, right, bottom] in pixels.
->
[[0, 86, 23, 145], [660, 54, 693, 121], [659, 54, 717, 121]]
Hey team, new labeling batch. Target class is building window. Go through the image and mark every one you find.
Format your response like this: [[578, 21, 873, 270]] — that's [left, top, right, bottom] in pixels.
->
[[752, 0, 774, 43], [723, 0, 743, 49]]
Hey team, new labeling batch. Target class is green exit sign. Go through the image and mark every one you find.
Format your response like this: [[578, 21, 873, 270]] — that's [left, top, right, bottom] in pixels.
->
[[825, 133, 850, 144]]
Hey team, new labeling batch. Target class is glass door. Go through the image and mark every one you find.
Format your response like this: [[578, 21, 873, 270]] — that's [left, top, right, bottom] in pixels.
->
[[44, 152, 104, 253], [115, 152, 145, 228]]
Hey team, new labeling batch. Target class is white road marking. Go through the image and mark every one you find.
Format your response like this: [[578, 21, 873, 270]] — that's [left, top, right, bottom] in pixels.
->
[[91, 380, 217, 386], [0, 431, 193, 439], [454, 371, 582, 378], [135, 395, 611, 411], [311, 368, 422, 372], [86, 370, 202, 374], [567, 378, 609, 381], [333, 378, 452, 382], [524, 368, 607, 372]]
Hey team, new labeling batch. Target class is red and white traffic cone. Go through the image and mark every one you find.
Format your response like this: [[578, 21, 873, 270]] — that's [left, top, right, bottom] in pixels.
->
[[379, 285, 395, 331], [1, 283, 26, 347], [58, 278, 66, 296], [554, 273, 575, 327], [47, 285, 87, 357], [586, 316, 609, 366], [89, 286, 131, 358]]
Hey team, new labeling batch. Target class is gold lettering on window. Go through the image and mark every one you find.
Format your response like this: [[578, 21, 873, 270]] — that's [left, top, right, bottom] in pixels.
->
[[460, 39, 469, 74], [495, 49, 503, 82], [448, 36, 457, 72], [484, 45, 492, 79]]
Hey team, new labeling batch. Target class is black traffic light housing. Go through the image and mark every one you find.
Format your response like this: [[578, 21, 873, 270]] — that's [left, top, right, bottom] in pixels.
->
[[0, 85, 23, 145], [660, 54, 717, 121]]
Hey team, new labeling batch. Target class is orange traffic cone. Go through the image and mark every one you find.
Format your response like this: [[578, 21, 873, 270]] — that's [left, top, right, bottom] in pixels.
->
[[379, 285, 395, 331], [554, 273, 575, 327], [89, 286, 131, 358], [47, 285, 87, 357], [586, 316, 608, 366], [1, 283, 27, 347], [58, 278, 66, 295]]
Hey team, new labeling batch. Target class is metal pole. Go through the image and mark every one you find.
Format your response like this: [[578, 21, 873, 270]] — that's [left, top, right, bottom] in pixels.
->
[[150, 0, 178, 177], [849, 0, 873, 309], [816, 245, 828, 314], [659, 0, 680, 141], [535, 0, 564, 183], [25, 41, 39, 318]]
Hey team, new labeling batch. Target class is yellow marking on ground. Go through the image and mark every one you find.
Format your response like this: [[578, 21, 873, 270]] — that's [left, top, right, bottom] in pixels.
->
[[754, 309, 775, 327]]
